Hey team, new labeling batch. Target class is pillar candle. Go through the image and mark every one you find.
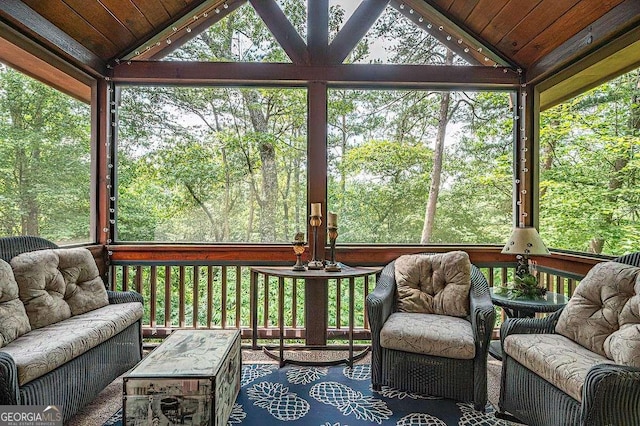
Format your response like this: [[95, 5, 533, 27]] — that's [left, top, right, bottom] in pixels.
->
[[327, 212, 337, 227], [311, 203, 322, 217]]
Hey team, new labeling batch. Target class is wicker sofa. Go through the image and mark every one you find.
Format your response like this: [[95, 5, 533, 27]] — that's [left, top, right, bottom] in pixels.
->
[[498, 253, 640, 425], [0, 236, 143, 422], [366, 251, 495, 410]]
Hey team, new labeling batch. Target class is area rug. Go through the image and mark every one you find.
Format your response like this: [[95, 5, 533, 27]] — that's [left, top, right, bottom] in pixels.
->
[[105, 363, 508, 425]]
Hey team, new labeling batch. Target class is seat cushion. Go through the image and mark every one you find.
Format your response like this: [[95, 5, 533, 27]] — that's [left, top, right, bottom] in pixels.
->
[[380, 312, 475, 359], [0, 301, 142, 385], [11, 248, 109, 329], [504, 333, 613, 402], [394, 251, 471, 317], [555, 261, 640, 357], [0, 259, 31, 347]]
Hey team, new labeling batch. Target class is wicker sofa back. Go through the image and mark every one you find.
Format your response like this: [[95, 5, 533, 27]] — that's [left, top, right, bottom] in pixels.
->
[[0, 236, 143, 422]]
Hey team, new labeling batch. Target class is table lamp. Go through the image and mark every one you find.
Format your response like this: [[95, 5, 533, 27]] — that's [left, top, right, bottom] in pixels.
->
[[501, 226, 550, 278]]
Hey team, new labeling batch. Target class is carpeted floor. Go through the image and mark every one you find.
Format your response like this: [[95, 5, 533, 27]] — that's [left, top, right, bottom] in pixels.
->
[[64, 350, 507, 426]]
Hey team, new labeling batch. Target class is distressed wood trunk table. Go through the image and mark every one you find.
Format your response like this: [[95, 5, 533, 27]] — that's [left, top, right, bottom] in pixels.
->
[[123, 329, 241, 426]]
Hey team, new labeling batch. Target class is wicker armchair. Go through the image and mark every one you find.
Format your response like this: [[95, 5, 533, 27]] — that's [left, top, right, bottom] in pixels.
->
[[366, 252, 495, 411], [498, 253, 640, 426]]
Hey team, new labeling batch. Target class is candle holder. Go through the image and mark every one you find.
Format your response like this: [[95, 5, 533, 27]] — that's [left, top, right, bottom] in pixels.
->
[[325, 226, 341, 272], [307, 214, 324, 269], [291, 240, 307, 271]]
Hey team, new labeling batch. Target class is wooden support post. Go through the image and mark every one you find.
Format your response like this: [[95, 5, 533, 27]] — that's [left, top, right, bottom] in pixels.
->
[[306, 81, 328, 346]]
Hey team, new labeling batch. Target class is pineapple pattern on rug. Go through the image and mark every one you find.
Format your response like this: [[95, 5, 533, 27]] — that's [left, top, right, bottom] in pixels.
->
[[229, 364, 511, 425]]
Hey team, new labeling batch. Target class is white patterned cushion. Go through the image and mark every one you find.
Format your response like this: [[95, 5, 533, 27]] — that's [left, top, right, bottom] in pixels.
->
[[555, 261, 640, 357], [0, 302, 142, 385], [10, 248, 109, 329], [504, 333, 613, 402], [394, 251, 471, 317], [380, 312, 475, 359], [0, 259, 31, 347]]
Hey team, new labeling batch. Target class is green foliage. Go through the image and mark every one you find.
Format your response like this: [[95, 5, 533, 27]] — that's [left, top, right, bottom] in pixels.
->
[[539, 70, 640, 255], [0, 66, 90, 242]]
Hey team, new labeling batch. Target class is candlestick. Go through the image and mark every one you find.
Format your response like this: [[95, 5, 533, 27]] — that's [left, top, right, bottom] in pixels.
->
[[325, 225, 341, 272], [308, 211, 324, 270]]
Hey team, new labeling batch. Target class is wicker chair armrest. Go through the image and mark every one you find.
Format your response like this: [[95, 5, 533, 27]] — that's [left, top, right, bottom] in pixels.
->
[[469, 269, 495, 350], [0, 352, 19, 405], [581, 363, 640, 425], [500, 308, 562, 337], [108, 290, 144, 305], [365, 261, 396, 335]]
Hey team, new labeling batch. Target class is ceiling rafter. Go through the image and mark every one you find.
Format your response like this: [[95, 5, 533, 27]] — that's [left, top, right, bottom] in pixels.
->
[[327, 0, 390, 64], [0, 0, 105, 76], [307, 0, 328, 64], [527, 0, 640, 85], [390, 2, 481, 65], [119, 0, 240, 62], [249, 0, 309, 65], [405, 0, 519, 68]]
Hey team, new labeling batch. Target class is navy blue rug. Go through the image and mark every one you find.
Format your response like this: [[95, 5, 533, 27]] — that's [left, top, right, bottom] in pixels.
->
[[106, 363, 507, 425]]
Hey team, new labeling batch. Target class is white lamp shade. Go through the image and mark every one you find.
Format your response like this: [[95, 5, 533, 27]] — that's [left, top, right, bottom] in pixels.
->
[[501, 227, 550, 256]]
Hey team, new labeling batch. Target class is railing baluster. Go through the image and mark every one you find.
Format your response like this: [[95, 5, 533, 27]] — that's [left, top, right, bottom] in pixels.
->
[[364, 275, 370, 330], [207, 266, 213, 328], [122, 266, 129, 292], [263, 274, 269, 328], [221, 266, 228, 329], [193, 265, 199, 328], [336, 278, 342, 329], [292, 278, 298, 328], [235, 266, 241, 329], [179, 266, 186, 328], [135, 266, 143, 294], [164, 266, 171, 328], [150, 265, 157, 328]]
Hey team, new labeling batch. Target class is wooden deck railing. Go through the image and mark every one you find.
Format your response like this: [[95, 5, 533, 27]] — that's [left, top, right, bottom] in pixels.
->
[[107, 245, 603, 344]]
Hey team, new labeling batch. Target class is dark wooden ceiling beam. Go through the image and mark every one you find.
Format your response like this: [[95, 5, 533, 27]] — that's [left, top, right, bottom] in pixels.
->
[[327, 0, 389, 64], [0, 0, 105, 76], [407, 0, 518, 68], [391, 2, 482, 65], [537, 26, 640, 110], [110, 60, 519, 88], [307, 0, 328, 64], [526, 0, 640, 85], [0, 23, 92, 102], [136, 1, 245, 60], [118, 0, 237, 61], [249, 0, 309, 65]]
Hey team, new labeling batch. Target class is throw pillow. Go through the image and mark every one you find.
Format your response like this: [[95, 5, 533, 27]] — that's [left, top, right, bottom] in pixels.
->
[[0, 259, 31, 347], [394, 251, 471, 317]]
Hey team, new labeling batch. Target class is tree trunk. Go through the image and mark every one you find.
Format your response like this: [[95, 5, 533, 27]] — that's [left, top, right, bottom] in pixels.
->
[[243, 90, 278, 242], [421, 50, 453, 243]]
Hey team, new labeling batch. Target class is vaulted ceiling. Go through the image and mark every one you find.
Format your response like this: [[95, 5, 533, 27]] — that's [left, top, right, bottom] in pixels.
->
[[1, 0, 638, 108]]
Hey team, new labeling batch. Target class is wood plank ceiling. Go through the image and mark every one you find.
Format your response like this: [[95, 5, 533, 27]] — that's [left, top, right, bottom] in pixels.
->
[[0, 0, 639, 105]]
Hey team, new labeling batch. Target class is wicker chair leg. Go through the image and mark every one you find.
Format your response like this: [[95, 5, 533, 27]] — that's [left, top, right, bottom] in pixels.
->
[[494, 410, 524, 423]]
